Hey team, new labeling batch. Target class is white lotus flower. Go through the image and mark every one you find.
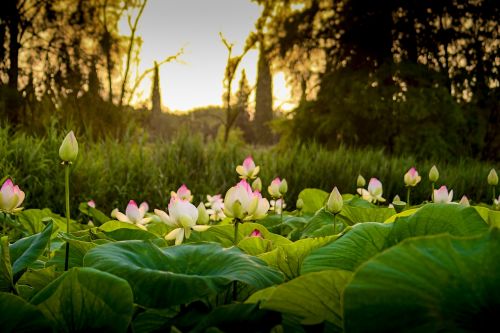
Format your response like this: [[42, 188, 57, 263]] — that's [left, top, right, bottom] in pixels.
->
[[0, 179, 25, 213], [326, 187, 343, 214], [170, 184, 193, 202], [268, 177, 287, 198], [155, 198, 209, 245], [270, 198, 286, 214], [358, 178, 386, 203], [223, 180, 269, 221], [112, 200, 151, 229], [433, 186, 454, 204], [205, 194, 225, 221]]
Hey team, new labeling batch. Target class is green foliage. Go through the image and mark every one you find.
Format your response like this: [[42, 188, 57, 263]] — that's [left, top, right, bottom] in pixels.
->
[[0, 292, 51, 332], [2, 126, 496, 220]]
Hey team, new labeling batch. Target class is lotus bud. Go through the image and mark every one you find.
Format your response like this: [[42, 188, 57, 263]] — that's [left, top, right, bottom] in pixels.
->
[[357, 175, 366, 187], [87, 200, 96, 208], [429, 165, 439, 183], [268, 177, 283, 198], [252, 177, 262, 192], [197, 203, 209, 225], [404, 167, 421, 187], [279, 179, 288, 195], [434, 186, 453, 204], [326, 187, 343, 214], [296, 198, 304, 210], [59, 131, 78, 163], [236, 156, 260, 180], [249, 229, 263, 238], [459, 195, 470, 207], [488, 168, 498, 186]]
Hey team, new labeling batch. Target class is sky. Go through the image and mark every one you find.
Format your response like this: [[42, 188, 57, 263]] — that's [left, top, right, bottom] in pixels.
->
[[123, 0, 293, 112]]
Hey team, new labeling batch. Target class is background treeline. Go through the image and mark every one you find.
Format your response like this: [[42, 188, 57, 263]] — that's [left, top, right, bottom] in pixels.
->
[[0, 126, 496, 217], [0, 0, 499, 161]]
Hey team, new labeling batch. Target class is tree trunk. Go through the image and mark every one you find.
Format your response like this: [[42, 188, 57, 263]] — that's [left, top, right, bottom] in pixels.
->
[[254, 42, 273, 144]]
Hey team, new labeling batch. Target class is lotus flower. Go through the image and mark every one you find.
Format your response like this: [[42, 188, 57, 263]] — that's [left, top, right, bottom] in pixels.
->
[[268, 177, 287, 198], [223, 180, 269, 221], [59, 131, 78, 163], [0, 179, 25, 213], [358, 178, 386, 203], [171, 184, 193, 202], [155, 198, 209, 245], [236, 156, 260, 180], [112, 200, 151, 229], [433, 186, 453, 204], [205, 194, 225, 221], [249, 229, 263, 238], [270, 198, 286, 214], [326, 187, 343, 214], [404, 167, 421, 187], [87, 200, 96, 208], [459, 195, 470, 207]]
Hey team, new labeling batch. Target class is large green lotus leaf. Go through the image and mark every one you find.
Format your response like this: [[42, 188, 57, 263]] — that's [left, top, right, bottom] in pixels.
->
[[0, 292, 51, 332], [46, 235, 96, 270], [301, 208, 338, 238], [385, 203, 488, 246], [0, 236, 14, 292], [251, 270, 352, 326], [488, 209, 500, 227], [301, 223, 392, 274], [9, 221, 52, 279], [30, 267, 134, 333], [259, 235, 338, 280], [343, 228, 500, 332], [302, 204, 489, 274], [298, 188, 329, 214], [17, 209, 69, 235], [188, 222, 291, 248], [84, 241, 284, 308], [238, 236, 274, 255], [97, 220, 161, 241], [16, 266, 59, 300], [339, 205, 395, 226]]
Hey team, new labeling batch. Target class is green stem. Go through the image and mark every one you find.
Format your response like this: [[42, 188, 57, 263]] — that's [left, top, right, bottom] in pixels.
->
[[280, 197, 284, 224], [431, 182, 435, 202], [333, 213, 337, 234], [406, 187, 411, 207], [493, 186, 496, 204], [233, 219, 239, 245], [233, 219, 240, 301], [64, 164, 70, 271]]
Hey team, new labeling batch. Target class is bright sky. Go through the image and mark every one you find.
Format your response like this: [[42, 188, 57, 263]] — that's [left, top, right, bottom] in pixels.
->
[[123, 0, 294, 112]]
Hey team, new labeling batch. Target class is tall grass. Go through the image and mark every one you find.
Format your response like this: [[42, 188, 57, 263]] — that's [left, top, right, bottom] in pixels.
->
[[0, 125, 497, 218]]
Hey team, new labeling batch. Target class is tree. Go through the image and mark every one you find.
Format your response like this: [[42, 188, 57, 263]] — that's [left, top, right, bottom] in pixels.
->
[[151, 61, 162, 115], [254, 41, 274, 143]]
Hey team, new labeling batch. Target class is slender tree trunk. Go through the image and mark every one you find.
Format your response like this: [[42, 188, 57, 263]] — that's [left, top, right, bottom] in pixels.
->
[[254, 42, 273, 144]]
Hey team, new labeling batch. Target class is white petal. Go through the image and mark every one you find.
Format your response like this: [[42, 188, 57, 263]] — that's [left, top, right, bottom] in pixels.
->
[[165, 228, 181, 240], [192, 225, 210, 232]]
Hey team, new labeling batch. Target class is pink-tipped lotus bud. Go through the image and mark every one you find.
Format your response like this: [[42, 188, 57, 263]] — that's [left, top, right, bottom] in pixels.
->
[[249, 229, 263, 238], [404, 167, 421, 187]]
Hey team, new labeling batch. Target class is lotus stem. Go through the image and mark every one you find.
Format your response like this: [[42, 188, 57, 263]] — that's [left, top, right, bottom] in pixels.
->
[[406, 187, 411, 207], [431, 182, 435, 202], [233, 219, 239, 245], [64, 163, 71, 271], [333, 213, 337, 234], [493, 186, 496, 204]]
